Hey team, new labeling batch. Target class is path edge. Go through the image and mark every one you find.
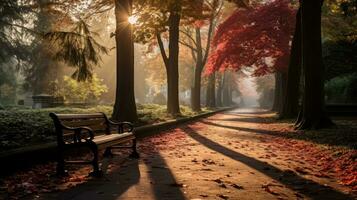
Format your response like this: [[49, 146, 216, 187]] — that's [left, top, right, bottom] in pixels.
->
[[0, 106, 237, 175]]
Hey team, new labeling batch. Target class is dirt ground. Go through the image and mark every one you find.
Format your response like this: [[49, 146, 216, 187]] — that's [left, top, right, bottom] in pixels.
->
[[8, 108, 357, 200]]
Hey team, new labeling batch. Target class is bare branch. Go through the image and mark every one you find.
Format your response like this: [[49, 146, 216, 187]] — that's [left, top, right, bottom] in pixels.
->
[[179, 40, 198, 53], [180, 28, 198, 48]]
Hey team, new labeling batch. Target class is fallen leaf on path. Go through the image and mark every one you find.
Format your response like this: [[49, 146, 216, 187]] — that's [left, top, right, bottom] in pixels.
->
[[262, 185, 280, 196], [231, 183, 244, 189], [202, 159, 216, 165], [213, 179, 223, 184], [217, 194, 229, 199]]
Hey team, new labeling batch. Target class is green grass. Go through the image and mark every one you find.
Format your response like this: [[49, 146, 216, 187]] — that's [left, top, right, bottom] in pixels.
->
[[0, 104, 213, 151]]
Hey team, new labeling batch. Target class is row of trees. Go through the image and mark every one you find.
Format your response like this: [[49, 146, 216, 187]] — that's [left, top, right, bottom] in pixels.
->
[[206, 0, 356, 129], [2, 0, 354, 130], [113, 0, 232, 120], [0, 0, 238, 120]]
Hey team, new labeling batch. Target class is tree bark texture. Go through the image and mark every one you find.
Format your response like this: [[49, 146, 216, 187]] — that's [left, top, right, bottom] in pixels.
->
[[166, 5, 181, 116], [156, 2, 182, 116], [191, 27, 203, 111], [112, 0, 138, 122], [295, 0, 333, 129], [279, 8, 302, 118], [206, 72, 216, 108], [272, 72, 285, 112]]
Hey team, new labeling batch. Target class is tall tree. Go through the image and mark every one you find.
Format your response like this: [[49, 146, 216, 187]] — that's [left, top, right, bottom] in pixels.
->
[[294, 0, 333, 129], [0, 0, 29, 62], [206, 72, 216, 107], [43, 0, 137, 122], [155, 0, 182, 116], [180, 0, 222, 111], [135, 0, 210, 115], [112, 0, 138, 121], [280, 8, 302, 118], [205, 0, 295, 112], [205, 0, 295, 76], [26, 0, 61, 95]]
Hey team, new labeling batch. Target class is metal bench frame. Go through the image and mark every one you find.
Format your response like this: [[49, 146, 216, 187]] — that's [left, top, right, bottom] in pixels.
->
[[49, 112, 139, 176]]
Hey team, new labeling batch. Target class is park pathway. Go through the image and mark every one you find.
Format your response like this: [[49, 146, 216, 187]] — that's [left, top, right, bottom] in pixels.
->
[[39, 108, 355, 200]]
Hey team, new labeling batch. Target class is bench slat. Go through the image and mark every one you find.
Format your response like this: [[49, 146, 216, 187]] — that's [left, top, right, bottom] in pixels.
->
[[93, 133, 134, 143], [56, 113, 105, 120], [62, 119, 107, 129]]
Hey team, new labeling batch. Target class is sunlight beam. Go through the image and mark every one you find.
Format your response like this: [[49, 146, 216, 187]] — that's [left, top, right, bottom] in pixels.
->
[[128, 15, 138, 25]]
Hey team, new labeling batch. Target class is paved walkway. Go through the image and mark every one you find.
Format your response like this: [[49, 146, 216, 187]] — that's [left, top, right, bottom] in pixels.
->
[[39, 108, 355, 200]]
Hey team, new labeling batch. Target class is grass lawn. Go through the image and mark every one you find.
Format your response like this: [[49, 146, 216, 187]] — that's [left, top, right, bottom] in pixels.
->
[[0, 104, 213, 151]]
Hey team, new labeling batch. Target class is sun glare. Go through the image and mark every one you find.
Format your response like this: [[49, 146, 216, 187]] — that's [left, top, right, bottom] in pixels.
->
[[128, 15, 138, 25]]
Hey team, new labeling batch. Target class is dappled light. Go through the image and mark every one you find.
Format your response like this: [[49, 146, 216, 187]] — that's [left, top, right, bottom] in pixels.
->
[[0, 0, 356, 199]]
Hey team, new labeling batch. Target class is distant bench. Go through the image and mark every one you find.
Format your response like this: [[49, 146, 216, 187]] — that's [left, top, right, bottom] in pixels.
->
[[49, 112, 139, 176]]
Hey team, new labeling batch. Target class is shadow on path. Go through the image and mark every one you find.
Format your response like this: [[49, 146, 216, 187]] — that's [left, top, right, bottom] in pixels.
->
[[54, 158, 141, 200], [46, 151, 186, 200], [201, 120, 357, 149], [224, 110, 273, 115], [208, 117, 274, 124], [181, 125, 354, 200], [200, 120, 294, 136], [144, 153, 186, 200]]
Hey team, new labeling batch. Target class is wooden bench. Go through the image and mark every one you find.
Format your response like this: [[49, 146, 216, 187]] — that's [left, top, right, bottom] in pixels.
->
[[49, 112, 139, 176]]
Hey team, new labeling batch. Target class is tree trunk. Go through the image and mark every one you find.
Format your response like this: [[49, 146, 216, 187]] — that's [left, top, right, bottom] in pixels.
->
[[272, 71, 288, 112], [279, 8, 302, 119], [191, 28, 203, 112], [112, 0, 138, 122], [272, 72, 283, 111], [222, 72, 231, 106], [166, 4, 181, 116], [191, 13, 215, 111], [216, 73, 223, 107], [206, 72, 216, 108], [295, 0, 333, 129]]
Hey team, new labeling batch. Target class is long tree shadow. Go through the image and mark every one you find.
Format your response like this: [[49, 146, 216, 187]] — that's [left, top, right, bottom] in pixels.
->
[[208, 117, 274, 124], [224, 110, 273, 115], [45, 151, 186, 200], [200, 120, 357, 149], [52, 158, 140, 200], [200, 120, 293, 136], [143, 153, 186, 200], [181, 125, 354, 200]]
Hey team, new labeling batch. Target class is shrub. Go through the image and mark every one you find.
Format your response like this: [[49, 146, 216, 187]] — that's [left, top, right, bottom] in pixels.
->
[[325, 73, 357, 103], [0, 104, 212, 151]]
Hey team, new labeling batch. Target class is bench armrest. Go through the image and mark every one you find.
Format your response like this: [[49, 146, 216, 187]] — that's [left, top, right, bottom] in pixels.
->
[[108, 120, 134, 133], [62, 125, 95, 142]]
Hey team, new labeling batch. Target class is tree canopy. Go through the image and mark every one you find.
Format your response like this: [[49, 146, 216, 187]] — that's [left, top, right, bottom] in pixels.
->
[[206, 0, 295, 76]]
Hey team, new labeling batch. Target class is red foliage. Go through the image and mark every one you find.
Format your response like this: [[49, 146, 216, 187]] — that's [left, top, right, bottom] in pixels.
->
[[205, 0, 296, 76]]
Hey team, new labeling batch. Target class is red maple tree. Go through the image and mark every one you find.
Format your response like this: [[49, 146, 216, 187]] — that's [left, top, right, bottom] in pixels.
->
[[205, 0, 296, 76]]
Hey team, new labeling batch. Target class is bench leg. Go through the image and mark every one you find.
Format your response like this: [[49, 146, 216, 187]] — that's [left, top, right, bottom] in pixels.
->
[[129, 138, 140, 159], [89, 144, 102, 177], [103, 147, 113, 157], [56, 150, 68, 176]]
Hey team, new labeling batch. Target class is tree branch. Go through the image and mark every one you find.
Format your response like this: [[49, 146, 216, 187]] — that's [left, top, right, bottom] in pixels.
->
[[180, 28, 198, 48], [156, 33, 169, 68], [179, 40, 198, 53]]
